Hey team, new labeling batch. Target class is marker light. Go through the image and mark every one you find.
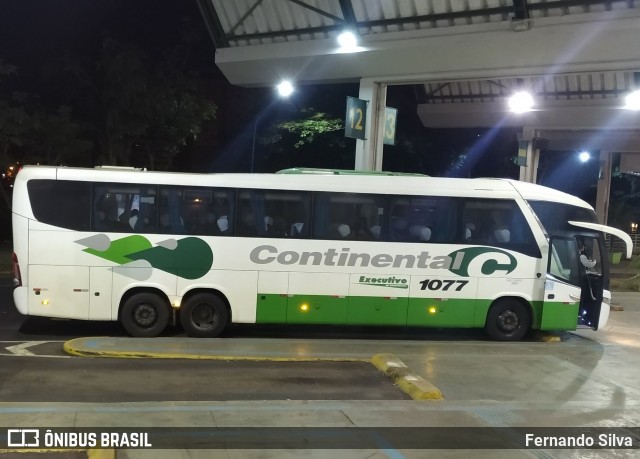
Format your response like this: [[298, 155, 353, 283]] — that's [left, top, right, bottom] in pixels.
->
[[300, 304, 309, 312], [428, 306, 438, 314], [579, 151, 590, 162], [42, 300, 50, 305]]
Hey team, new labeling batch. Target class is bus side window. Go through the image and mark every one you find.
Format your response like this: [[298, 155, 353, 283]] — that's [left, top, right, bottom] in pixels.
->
[[314, 192, 384, 241], [388, 201, 409, 242], [27, 179, 91, 231], [237, 191, 269, 237], [159, 187, 185, 234], [461, 199, 540, 257]]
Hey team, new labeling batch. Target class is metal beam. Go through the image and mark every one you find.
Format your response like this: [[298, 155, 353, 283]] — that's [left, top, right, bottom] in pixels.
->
[[287, 0, 344, 23], [224, 0, 629, 43], [422, 89, 626, 102], [194, 0, 229, 48], [512, 0, 530, 19], [228, 0, 266, 35], [338, 0, 357, 25]]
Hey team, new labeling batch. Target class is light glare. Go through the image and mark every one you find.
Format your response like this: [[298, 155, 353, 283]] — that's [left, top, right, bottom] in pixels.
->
[[579, 151, 590, 162], [625, 90, 640, 110], [508, 91, 534, 113], [337, 31, 358, 50], [276, 80, 294, 98]]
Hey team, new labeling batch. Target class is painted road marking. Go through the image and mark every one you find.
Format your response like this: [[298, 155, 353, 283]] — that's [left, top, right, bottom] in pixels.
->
[[1, 340, 72, 358]]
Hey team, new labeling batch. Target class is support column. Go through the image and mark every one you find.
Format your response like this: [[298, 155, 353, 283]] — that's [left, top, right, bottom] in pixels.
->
[[595, 150, 612, 225], [518, 127, 539, 183], [354, 78, 387, 171]]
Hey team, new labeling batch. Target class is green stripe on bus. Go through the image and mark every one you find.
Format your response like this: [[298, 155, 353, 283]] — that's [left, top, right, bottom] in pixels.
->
[[540, 301, 580, 330], [257, 294, 544, 328]]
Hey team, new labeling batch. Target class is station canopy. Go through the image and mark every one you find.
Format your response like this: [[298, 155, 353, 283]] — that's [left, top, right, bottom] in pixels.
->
[[197, 0, 640, 157]]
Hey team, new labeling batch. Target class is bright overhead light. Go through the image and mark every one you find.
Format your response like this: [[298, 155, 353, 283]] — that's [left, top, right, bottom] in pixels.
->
[[337, 30, 358, 51], [579, 151, 590, 162], [624, 90, 640, 110], [508, 91, 534, 113], [276, 80, 294, 98]]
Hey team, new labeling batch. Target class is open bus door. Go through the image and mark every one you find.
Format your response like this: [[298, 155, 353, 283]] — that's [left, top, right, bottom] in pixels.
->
[[542, 218, 634, 333], [542, 235, 605, 331]]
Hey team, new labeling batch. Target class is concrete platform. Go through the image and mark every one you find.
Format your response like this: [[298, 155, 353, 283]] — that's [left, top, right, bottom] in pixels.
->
[[4, 292, 640, 458]]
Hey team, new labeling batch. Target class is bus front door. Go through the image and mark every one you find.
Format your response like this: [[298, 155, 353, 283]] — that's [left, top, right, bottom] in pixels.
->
[[542, 236, 604, 331], [575, 235, 605, 330]]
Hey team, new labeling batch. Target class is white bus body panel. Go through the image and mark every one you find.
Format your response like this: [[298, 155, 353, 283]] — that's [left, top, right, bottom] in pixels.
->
[[12, 214, 29, 314], [599, 290, 612, 329], [28, 265, 90, 319], [90, 267, 113, 320]]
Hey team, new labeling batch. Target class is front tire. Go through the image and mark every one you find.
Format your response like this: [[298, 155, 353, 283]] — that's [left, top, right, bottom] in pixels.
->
[[120, 292, 170, 337], [485, 299, 530, 341], [180, 293, 229, 338]]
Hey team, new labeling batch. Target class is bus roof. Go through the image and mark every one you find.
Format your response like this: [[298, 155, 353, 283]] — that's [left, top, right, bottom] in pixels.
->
[[276, 168, 427, 176], [15, 165, 593, 210]]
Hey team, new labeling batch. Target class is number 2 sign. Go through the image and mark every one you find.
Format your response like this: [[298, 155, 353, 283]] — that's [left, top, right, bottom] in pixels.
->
[[345, 97, 368, 140]]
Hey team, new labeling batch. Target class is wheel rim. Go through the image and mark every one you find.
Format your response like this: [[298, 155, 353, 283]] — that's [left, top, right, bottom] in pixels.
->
[[191, 303, 217, 330], [133, 303, 157, 328], [497, 309, 519, 333]]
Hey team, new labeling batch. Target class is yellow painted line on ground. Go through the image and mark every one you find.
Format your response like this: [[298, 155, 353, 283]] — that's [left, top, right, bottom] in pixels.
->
[[534, 332, 562, 342], [540, 334, 562, 343], [0, 449, 85, 454], [370, 353, 443, 401], [87, 448, 115, 459], [63, 340, 367, 362], [0, 448, 114, 458]]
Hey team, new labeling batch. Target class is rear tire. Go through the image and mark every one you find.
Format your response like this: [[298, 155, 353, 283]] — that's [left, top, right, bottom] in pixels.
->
[[120, 292, 170, 337], [180, 293, 229, 338], [485, 299, 530, 341]]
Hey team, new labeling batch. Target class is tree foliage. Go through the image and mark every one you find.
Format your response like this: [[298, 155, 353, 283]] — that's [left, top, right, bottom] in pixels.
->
[[273, 110, 344, 148], [256, 108, 353, 171], [43, 36, 216, 169]]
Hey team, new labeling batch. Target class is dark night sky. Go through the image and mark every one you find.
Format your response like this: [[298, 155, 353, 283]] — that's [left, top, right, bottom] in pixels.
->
[[0, 0, 202, 77], [0, 0, 520, 178]]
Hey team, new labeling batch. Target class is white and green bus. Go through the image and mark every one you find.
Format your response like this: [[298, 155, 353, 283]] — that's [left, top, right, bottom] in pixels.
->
[[11, 165, 632, 340]]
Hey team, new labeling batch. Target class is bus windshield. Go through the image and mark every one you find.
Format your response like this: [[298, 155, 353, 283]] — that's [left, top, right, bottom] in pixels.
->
[[527, 201, 598, 235]]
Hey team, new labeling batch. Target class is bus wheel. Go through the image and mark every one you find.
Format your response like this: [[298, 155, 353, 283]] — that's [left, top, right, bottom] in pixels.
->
[[120, 292, 170, 338], [485, 299, 530, 341], [180, 293, 229, 338]]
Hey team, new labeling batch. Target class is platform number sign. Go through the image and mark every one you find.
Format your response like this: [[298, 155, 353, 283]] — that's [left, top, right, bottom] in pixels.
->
[[383, 107, 397, 145], [345, 97, 367, 140]]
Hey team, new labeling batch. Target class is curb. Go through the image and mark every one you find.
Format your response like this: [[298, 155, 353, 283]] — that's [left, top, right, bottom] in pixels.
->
[[63, 338, 368, 362], [370, 353, 443, 400]]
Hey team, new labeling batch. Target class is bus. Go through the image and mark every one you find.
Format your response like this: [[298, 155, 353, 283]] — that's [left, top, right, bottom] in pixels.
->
[[11, 165, 632, 340]]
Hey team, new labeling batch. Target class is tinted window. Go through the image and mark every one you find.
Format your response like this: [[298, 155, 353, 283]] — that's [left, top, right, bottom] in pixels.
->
[[93, 183, 157, 233], [462, 199, 540, 258], [159, 186, 234, 236], [528, 201, 598, 235], [388, 196, 458, 243], [237, 189, 310, 238], [313, 192, 386, 241], [27, 180, 91, 231]]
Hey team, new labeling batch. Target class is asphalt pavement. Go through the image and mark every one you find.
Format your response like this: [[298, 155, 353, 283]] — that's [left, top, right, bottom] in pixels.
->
[[2, 277, 640, 458]]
